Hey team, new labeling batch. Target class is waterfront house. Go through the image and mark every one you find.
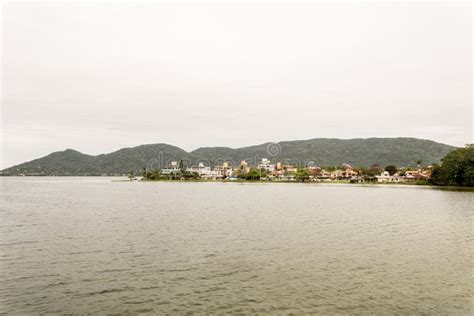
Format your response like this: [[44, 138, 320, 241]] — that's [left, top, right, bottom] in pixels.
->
[[187, 163, 212, 177], [257, 158, 275, 173], [282, 164, 297, 174], [405, 170, 419, 177], [342, 168, 358, 178], [214, 162, 233, 177], [403, 170, 422, 182], [330, 169, 344, 179], [376, 171, 403, 183], [404, 170, 430, 182], [160, 168, 181, 176], [237, 161, 251, 174]]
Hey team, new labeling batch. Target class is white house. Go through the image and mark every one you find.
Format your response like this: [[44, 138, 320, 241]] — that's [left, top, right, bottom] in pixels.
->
[[376, 171, 403, 183], [257, 158, 275, 173], [187, 163, 214, 178]]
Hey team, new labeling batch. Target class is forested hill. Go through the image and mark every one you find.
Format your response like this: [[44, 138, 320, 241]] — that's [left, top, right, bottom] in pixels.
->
[[1, 138, 456, 176]]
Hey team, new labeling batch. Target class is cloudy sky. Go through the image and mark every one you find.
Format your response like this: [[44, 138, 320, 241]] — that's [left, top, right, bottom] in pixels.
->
[[1, 2, 472, 168]]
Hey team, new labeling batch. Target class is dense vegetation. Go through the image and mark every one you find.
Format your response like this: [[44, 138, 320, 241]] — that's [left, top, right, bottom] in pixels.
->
[[191, 138, 454, 168], [430, 145, 474, 187], [1, 138, 455, 176]]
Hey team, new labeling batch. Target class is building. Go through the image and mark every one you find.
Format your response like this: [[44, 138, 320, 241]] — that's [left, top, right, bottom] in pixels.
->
[[257, 158, 275, 173], [282, 164, 297, 174], [160, 168, 181, 176], [308, 166, 322, 176], [403, 169, 430, 182], [187, 162, 212, 177], [237, 161, 251, 174], [404, 170, 419, 177], [341, 163, 353, 170], [330, 169, 344, 179], [214, 161, 233, 177], [376, 171, 403, 183], [342, 168, 358, 178]]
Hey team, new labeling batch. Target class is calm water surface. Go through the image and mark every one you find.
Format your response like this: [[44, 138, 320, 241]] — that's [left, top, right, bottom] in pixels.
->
[[0, 177, 472, 314]]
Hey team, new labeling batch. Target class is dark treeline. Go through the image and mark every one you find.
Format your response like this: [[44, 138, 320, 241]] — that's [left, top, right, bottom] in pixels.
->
[[429, 145, 474, 187]]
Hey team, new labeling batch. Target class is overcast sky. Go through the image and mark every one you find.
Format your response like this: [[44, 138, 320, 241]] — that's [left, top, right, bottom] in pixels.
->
[[1, 2, 472, 168]]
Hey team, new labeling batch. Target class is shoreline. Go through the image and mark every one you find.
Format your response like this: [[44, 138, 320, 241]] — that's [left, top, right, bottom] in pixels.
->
[[125, 178, 474, 190], [2, 176, 472, 190]]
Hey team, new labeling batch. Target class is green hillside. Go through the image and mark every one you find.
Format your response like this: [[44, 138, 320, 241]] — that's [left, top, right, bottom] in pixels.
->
[[1, 138, 456, 176]]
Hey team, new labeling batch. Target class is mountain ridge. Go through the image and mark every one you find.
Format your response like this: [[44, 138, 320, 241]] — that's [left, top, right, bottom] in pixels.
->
[[1, 137, 457, 176]]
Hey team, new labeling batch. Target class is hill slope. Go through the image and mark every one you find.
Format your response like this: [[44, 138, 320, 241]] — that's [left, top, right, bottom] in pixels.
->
[[1, 138, 456, 175]]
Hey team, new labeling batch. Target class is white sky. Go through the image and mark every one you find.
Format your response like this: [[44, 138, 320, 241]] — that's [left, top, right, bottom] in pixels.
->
[[1, 2, 472, 168]]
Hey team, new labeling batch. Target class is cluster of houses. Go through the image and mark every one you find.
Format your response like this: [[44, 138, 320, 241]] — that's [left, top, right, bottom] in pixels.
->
[[374, 169, 431, 183], [156, 158, 432, 183]]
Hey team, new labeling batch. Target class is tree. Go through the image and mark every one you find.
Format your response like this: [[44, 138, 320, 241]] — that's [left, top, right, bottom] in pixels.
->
[[416, 159, 422, 169], [296, 169, 309, 182], [384, 165, 398, 176], [295, 168, 310, 182], [242, 168, 262, 181], [357, 167, 368, 176], [430, 145, 474, 186], [179, 160, 186, 174], [367, 164, 382, 176]]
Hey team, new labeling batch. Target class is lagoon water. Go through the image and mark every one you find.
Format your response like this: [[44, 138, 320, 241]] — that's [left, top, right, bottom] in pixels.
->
[[0, 177, 472, 314]]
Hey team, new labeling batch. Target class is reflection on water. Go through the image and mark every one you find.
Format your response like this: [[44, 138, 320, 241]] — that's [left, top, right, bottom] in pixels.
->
[[0, 178, 472, 314]]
